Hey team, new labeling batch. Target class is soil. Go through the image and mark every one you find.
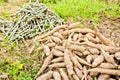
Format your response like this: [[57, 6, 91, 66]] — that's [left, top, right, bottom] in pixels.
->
[[97, 17, 120, 46], [78, 16, 120, 47]]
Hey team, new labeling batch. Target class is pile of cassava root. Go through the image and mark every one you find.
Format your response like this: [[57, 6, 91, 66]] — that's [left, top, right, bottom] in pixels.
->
[[35, 22, 120, 80]]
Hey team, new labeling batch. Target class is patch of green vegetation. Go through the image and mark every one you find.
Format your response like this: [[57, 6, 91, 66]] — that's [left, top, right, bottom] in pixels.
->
[[2, 12, 11, 19], [43, 0, 120, 22], [112, 26, 118, 31], [0, 59, 33, 80], [0, 41, 42, 80], [0, 0, 6, 4]]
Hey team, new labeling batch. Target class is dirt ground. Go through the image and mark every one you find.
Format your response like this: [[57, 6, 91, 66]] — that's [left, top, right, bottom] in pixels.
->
[[98, 17, 120, 46], [84, 16, 120, 46]]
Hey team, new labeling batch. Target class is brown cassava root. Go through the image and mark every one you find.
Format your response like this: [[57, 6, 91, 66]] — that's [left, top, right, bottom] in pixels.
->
[[35, 22, 120, 80]]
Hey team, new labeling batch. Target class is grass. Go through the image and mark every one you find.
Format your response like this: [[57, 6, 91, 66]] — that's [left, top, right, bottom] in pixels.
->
[[44, 0, 120, 22], [0, 0, 6, 4], [0, 41, 43, 79]]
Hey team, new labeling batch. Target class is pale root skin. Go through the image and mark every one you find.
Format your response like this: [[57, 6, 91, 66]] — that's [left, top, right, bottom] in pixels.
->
[[53, 71, 61, 80], [52, 49, 64, 57], [72, 74, 80, 80], [98, 74, 110, 80], [75, 54, 91, 66], [90, 72, 99, 77], [67, 22, 80, 29], [83, 66, 88, 80], [53, 32, 64, 40], [70, 53, 82, 69], [54, 46, 64, 52], [88, 68, 120, 76], [74, 67, 83, 79], [64, 49, 74, 75], [34, 25, 68, 40], [69, 45, 85, 53], [115, 52, 120, 60], [73, 33, 79, 41], [99, 63, 116, 69], [36, 53, 53, 77], [101, 48, 117, 66], [83, 51, 90, 56], [86, 55, 93, 64], [43, 45, 50, 56], [95, 26, 115, 46], [88, 48, 99, 55], [108, 78, 116, 80], [73, 50, 83, 57], [51, 36, 62, 43], [46, 43, 56, 47], [85, 34, 100, 43], [92, 55, 104, 67], [59, 69, 69, 80], [35, 23, 120, 80], [36, 71, 53, 80], [51, 57, 64, 63], [49, 63, 66, 68]]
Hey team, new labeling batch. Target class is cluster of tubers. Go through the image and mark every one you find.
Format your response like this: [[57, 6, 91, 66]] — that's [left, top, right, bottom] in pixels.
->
[[35, 22, 120, 80]]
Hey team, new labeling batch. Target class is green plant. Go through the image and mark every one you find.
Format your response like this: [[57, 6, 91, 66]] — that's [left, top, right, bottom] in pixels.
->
[[8, 42, 16, 51], [2, 12, 11, 19], [0, 0, 6, 4], [44, 0, 120, 22]]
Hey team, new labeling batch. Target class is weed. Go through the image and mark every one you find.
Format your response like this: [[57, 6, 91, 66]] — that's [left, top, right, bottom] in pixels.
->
[[0, 0, 6, 4], [44, 0, 120, 22], [2, 12, 11, 19]]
